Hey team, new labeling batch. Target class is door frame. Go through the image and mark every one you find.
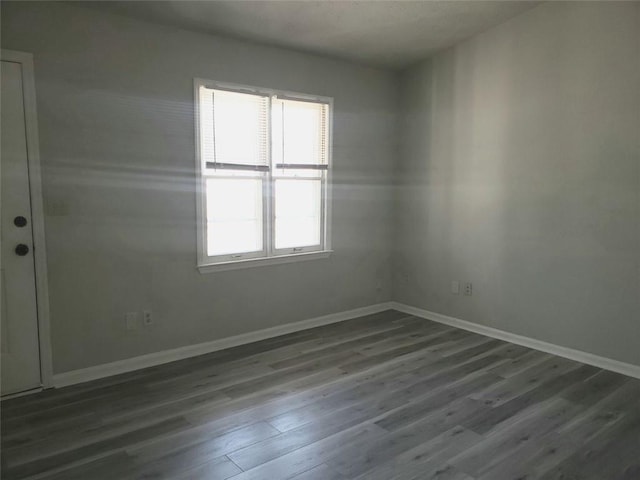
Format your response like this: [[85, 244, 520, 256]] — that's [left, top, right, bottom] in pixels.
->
[[1, 49, 53, 389]]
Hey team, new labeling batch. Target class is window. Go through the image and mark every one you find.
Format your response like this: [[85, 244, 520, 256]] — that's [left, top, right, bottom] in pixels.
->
[[195, 79, 332, 272]]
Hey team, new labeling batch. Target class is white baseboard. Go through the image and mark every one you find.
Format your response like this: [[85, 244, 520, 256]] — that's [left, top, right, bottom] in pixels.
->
[[52, 300, 640, 388], [391, 302, 640, 380], [1, 387, 43, 401], [53, 302, 394, 388]]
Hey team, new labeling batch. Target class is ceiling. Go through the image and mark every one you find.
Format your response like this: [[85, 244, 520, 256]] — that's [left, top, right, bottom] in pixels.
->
[[88, 1, 540, 69]]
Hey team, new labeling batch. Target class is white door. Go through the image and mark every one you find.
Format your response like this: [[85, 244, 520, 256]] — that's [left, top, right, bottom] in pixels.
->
[[1, 59, 42, 395]]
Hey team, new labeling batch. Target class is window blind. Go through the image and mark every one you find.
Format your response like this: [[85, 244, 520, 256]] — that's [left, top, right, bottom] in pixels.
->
[[201, 87, 270, 171], [272, 98, 329, 170]]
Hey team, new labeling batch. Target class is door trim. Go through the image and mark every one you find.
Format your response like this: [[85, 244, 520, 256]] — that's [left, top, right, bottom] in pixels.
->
[[1, 49, 53, 389]]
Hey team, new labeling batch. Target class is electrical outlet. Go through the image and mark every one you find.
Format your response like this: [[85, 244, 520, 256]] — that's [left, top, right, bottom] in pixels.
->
[[464, 282, 473, 296], [125, 312, 138, 330], [451, 281, 460, 295], [143, 310, 153, 326]]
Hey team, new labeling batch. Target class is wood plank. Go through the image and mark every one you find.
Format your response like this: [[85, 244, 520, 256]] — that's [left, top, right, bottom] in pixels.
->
[[172, 455, 242, 480], [351, 426, 480, 480], [288, 463, 346, 480], [225, 423, 387, 480], [461, 364, 601, 435], [469, 356, 583, 407], [127, 421, 279, 479], [450, 398, 584, 477], [3, 417, 192, 479]]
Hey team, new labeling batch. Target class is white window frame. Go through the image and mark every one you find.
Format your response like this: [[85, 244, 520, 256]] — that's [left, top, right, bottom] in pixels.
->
[[194, 78, 333, 273]]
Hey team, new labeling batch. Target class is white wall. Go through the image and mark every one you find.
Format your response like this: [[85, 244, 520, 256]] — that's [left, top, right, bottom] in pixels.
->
[[395, 2, 640, 365], [1, 1, 398, 373]]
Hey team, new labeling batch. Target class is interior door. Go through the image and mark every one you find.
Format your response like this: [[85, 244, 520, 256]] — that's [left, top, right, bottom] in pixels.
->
[[1, 59, 42, 395]]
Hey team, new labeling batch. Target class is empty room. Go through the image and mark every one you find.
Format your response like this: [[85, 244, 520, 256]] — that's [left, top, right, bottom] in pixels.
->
[[1, 1, 639, 479]]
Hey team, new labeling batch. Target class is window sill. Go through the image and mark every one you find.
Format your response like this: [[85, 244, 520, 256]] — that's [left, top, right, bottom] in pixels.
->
[[198, 250, 333, 274]]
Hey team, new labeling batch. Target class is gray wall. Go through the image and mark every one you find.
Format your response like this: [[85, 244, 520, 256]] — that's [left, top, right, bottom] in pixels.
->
[[1, 1, 398, 373], [395, 2, 640, 365], [3, 1, 639, 375]]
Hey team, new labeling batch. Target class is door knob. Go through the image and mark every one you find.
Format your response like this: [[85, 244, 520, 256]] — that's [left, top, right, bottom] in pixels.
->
[[14, 216, 27, 227], [15, 244, 29, 256]]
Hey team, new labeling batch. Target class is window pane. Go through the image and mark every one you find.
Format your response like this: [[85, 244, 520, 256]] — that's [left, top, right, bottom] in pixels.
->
[[212, 89, 268, 166], [206, 178, 263, 256], [275, 179, 321, 249], [272, 99, 328, 167]]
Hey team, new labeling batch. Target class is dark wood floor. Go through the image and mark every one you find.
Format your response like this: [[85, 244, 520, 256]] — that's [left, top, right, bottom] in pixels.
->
[[2, 310, 640, 480]]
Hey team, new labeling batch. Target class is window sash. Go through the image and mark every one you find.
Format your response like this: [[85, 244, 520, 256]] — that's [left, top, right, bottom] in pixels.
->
[[202, 174, 327, 262], [274, 163, 328, 170], [200, 171, 268, 263], [204, 163, 327, 172], [272, 177, 325, 253], [205, 162, 270, 172]]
